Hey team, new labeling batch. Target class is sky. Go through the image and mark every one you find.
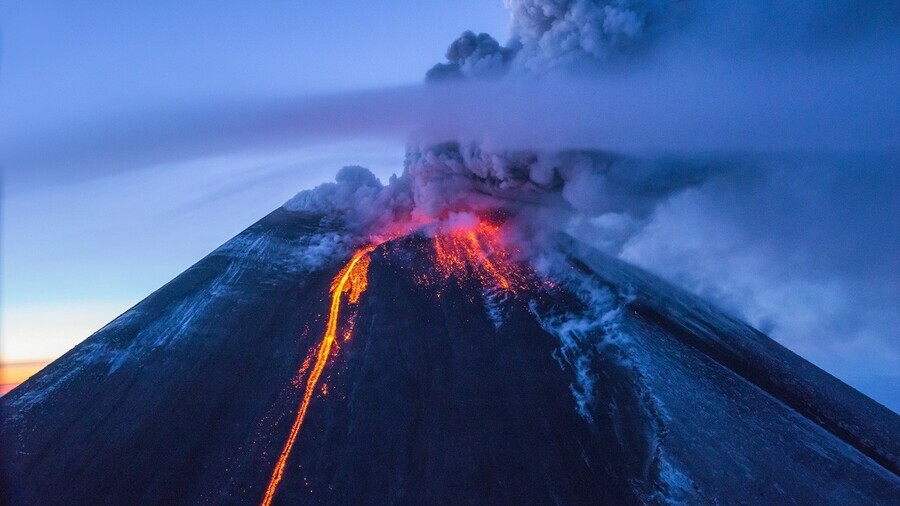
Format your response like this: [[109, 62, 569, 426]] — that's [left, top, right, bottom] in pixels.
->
[[0, 2, 507, 359], [1, 1, 898, 410]]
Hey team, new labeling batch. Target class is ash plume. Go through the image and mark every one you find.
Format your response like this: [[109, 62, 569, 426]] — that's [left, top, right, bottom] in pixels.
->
[[427, 0, 900, 78], [280, 0, 900, 395]]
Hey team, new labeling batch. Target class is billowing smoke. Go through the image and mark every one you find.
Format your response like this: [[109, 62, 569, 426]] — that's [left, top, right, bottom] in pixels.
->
[[426, 0, 681, 78], [403, 143, 721, 219], [281, 0, 899, 405], [286, 143, 721, 236], [427, 0, 900, 78], [502, 0, 680, 72], [425, 32, 515, 82], [284, 165, 415, 234]]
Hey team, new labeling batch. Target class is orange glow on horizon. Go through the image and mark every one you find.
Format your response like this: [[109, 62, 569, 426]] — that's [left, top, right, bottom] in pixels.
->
[[261, 245, 375, 506], [0, 361, 51, 396]]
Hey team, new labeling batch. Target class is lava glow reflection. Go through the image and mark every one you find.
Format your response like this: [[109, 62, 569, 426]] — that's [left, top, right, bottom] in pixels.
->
[[261, 245, 374, 506]]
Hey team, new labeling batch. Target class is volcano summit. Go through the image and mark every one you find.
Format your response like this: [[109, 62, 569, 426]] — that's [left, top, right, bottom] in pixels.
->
[[1, 192, 898, 504]]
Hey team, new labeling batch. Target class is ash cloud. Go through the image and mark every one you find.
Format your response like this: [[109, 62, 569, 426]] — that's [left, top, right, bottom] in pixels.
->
[[285, 143, 720, 239], [403, 143, 720, 219], [503, 0, 681, 72], [428, 0, 900, 78], [283, 165, 415, 235], [425, 31, 515, 82], [281, 0, 899, 407]]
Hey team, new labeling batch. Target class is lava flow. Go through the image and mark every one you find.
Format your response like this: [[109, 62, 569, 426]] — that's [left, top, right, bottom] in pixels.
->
[[261, 216, 532, 504], [432, 217, 530, 294], [261, 245, 375, 506]]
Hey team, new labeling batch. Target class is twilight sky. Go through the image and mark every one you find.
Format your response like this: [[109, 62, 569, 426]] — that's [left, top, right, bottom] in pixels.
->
[[1, 1, 898, 411], [1, 1, 507, 362]]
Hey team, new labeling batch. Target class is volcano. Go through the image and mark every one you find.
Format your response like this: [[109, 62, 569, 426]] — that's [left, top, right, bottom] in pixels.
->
[[2, 206, 898, 505]]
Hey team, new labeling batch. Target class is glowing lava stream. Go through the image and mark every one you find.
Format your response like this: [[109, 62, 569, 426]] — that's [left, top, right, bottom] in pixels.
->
[[261, 245, 375, 506], [261, 217, 526, 504], [433, 220, 526, 293]]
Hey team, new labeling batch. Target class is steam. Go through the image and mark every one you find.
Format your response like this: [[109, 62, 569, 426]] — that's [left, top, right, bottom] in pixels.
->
[[618, 155, 900, 378]]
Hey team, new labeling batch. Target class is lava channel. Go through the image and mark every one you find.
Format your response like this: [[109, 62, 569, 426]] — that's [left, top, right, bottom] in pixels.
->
[[261, 245, 375, 506]]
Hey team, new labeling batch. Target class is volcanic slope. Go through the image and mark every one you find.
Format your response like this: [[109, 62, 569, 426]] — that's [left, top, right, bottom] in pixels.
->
[[1, 207, 898, 505]]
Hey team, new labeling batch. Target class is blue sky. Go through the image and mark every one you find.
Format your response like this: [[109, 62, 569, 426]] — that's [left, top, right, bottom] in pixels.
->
[[1, 1, 508, 361]]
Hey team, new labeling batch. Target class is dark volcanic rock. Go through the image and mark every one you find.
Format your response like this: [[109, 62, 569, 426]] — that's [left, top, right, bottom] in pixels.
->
[[2, 208, 898, 505]]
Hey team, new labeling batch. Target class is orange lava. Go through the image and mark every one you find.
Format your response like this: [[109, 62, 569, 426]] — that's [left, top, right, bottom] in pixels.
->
[[260, 215, 534, 503], [261, 245, 375, 506], [432, 218, 528, 293]]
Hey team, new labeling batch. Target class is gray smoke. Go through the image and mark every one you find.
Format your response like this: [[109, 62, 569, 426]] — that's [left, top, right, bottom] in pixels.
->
[[425, 32, 515, 82], [404, 143, 720, 219], [285, 143, 721, 235], [283, 165, 415, 234], [280, 0, 900, 409], [504, 0, 680, 72], [426, 0, 900, 79]]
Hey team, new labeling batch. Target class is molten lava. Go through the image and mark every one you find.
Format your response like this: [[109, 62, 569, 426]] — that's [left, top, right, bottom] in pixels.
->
[[261, 215, 533, 503], [261, 245, 374, 506], [432, 218, 529, 293]]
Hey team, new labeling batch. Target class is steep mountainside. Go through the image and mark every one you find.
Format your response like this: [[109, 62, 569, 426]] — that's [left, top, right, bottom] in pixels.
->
[[2, 208, 898, 505]]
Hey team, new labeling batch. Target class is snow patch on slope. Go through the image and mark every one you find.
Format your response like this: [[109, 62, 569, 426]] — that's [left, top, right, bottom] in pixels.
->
[[483, 288, 510, 330], [527, 250, 706, 503], [528, 260, 639, 421]]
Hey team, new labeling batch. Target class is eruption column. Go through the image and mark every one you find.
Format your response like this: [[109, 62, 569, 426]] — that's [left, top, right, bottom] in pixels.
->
[[261, 245, 375, 506]]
